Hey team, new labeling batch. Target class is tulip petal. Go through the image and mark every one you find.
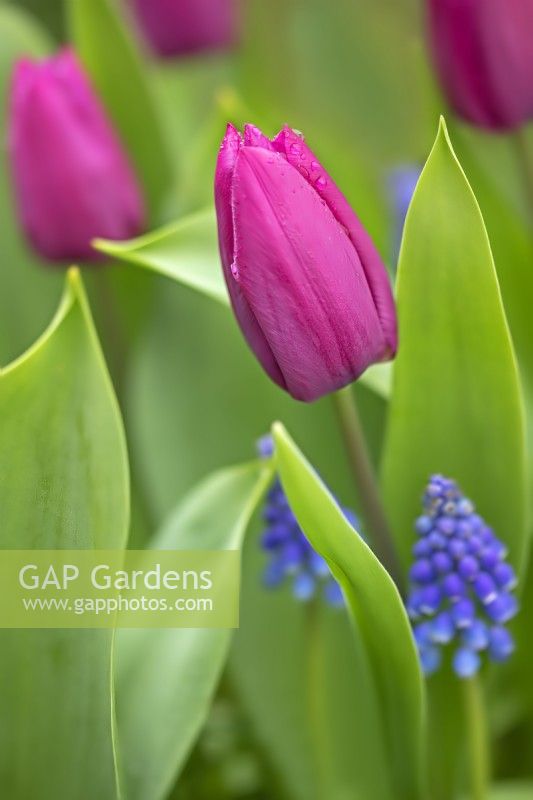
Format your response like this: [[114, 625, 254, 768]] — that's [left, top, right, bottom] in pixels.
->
[[214, 125, 287, 390], [272, 126, 397, 357], [231, 145, 387, 401], [243, 123, 274, 150]]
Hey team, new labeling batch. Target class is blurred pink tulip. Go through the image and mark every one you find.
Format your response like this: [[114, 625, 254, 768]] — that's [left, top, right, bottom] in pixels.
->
[[9, 48, 145, 263], [131, 0, 237, 59], [428, 0, 533, 130]]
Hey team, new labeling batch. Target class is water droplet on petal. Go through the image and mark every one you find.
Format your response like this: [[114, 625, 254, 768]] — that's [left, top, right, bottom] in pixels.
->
[[230, 261, 240, 281], [314, 175, 327, 189]]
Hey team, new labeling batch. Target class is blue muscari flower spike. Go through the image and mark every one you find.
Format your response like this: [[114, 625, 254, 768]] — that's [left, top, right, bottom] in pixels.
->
[[257, 434, 357, 608], [407, 475, 518, 679]]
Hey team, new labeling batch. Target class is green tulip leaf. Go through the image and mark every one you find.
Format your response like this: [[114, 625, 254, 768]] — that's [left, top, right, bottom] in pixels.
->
[[382, 118, 527, 570], [381, 119, 527, 799], [115, 461, 272, 800], [0, 268, 128, 799], [68, 0, 173, 219], [95, 209, 227, 305], [272, 422, 424, 800], [453, 130, 533, 495]]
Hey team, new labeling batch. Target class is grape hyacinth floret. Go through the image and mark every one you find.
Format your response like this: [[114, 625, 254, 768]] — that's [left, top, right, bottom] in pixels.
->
[[257, 435, 357, 607], [407, 475, 518, 679]]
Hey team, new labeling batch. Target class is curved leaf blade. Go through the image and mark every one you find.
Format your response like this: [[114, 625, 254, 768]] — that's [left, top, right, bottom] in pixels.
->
[[94, 209, 228, 305], [381, 119, 527, 799], [116, 461, 272, 800], [0, 269, 128, 799], [272, 422, 424, 800], [382, 118, 527, 572]]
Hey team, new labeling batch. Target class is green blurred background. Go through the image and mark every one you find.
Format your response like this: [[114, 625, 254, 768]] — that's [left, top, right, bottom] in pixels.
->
[[1, 1, 533, 797]]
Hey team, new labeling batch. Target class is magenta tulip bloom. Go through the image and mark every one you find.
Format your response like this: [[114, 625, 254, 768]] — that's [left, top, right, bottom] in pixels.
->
[[8, 49, 145, 263], [214, 123, 397, 402], [131, 0, 237, 59], [428, 0, 533, 130]]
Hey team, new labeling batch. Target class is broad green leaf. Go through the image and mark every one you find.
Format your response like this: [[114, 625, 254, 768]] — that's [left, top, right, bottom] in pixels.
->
[[95, 210, 227, 305], [0, 269, 129, 798], [272, 423, 424, 800], [382, 119, 527, 572], [116, 461, 272, 800], [452, 126, 533, 494], [381, 120, 527, 800], [68, 0, 173, 218], [0, 5, 64, 365]]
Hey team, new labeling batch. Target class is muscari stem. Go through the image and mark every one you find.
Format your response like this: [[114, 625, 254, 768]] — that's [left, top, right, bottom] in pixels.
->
[[512, 127, 533, 226], [462, 677, 489, 800], [332, 386, 403, 591]]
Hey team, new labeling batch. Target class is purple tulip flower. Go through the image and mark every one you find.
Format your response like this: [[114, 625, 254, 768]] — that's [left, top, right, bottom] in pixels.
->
[[131, 0, 237, 59], [428, 0, 533, 130], [214, 123, 397, 402], [8, 48, 145, 263]]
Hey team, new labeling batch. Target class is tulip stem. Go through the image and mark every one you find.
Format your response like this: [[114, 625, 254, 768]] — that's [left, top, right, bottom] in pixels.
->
[[462, 677, 489, 800], [332, 386, 403, 590], [513, 128, 533, 225]]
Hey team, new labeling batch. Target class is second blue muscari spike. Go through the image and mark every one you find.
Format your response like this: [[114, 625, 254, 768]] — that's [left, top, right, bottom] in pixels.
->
[[407, 475, 518, 679]]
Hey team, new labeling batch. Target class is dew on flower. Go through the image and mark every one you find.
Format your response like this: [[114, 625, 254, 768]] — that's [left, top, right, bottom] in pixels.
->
[[257, 435, 357, 608], [407, 475, 518, 679]]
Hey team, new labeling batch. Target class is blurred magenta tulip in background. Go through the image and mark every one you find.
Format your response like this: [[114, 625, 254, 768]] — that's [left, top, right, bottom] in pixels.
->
[[428, 0, 533, 130], [131, 0, 237, 59], [214, 123, 398, 402], [8, 48, 145, 263]]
